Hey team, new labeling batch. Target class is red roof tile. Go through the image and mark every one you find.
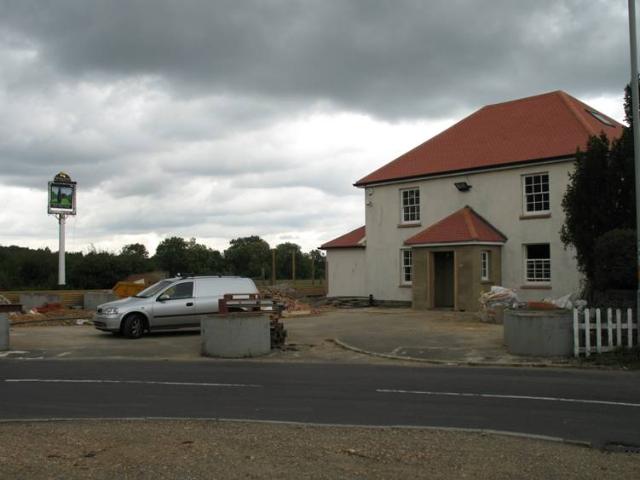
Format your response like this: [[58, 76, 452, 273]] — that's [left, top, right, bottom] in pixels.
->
[[320, 226, 366, 249], [404, 207, 506, 245], [356, 91, 623, 186]]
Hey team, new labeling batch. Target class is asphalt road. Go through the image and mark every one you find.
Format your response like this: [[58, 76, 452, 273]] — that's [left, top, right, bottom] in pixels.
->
[[1, 360, 639, 448]]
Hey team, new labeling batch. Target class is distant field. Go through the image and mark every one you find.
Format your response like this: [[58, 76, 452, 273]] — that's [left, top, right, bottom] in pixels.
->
[[254, 279, 325, 287], [254, 279, 326, 296]]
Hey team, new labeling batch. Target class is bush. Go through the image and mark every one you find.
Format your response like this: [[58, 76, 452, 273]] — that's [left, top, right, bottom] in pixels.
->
[[593, 229, 637, 291]]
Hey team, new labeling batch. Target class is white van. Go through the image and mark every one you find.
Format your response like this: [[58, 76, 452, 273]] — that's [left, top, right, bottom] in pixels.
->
[[93, 276, 259, 338]]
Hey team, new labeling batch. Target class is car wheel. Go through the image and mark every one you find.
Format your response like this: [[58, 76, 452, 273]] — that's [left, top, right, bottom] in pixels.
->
[[122, 314, 145, 339]]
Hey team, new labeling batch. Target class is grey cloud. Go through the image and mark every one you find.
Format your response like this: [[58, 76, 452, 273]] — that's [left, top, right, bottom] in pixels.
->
[[0, 0, 627, 120], [0, 0, 630, 252]]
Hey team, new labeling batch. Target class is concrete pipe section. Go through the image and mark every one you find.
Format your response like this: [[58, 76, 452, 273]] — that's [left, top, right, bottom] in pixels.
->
[[201, 312, 271, 358], [503, 309, 573, 357]]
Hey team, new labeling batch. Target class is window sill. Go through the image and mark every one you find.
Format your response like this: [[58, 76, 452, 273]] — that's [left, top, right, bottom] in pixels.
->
[[520, 284, 552, 290], [520, 213, 551, 220], [481, 280, 492, 285], [399, 284, 412, 288], [398, 223, 421, 228]]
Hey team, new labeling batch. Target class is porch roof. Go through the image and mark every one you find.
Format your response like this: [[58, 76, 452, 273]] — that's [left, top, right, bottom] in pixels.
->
[[320, 225, 366, 249], [404, 206, 507, 246]]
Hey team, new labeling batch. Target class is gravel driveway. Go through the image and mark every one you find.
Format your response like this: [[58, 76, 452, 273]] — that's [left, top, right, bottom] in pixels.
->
[[1, 420, 638, 479]]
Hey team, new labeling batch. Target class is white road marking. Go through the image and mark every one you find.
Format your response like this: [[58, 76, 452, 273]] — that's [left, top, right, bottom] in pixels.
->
[[4, 379, 261, 388], [56, 352, 71, 358], [0, 351, 29, 357], [376, 389, 640, 408]]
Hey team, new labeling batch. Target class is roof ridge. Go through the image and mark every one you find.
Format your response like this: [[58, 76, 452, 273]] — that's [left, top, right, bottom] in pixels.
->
[[557, 91, 598, 137], [354, 90, 624, 187], [404, 206, 507, 246], [465, 206, 508, 242], [420, 206, 467, 236], [462, 206, 479, 240], [483, 90, 562, 109], [354, 108, 487, 186]]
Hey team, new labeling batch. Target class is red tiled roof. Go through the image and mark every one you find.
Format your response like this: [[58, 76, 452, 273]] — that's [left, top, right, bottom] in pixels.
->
[[404, 206, 506, 246], [356, 91, 624, 186], [320, 226, 366, 249]]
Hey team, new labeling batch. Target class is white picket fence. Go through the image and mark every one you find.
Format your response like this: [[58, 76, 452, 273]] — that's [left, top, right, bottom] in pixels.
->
[[573, 308, 640, 357]]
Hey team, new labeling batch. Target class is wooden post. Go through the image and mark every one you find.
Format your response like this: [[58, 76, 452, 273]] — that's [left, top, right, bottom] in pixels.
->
[[573, 308, 579, 358], [311, 257, 315, 286], [584, 309, 591, 357], [292, 250, 296, 282], [607, 308, 613, 349], [595, 309, 602, 354], [271, 249, 276, 286]]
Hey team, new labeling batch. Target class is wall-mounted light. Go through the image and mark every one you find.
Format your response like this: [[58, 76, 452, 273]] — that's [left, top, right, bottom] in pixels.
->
[[454, 181, 471, 192]]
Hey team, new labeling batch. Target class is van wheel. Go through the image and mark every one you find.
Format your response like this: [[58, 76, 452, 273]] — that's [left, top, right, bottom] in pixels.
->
[[122, 314, 145, 339]]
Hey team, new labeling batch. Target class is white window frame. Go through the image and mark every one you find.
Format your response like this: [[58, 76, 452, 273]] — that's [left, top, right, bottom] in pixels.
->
[[480, 251, 490, 281], [400, 187, 420, 224], [400, 248, 413, 285], [522, 172, 550, 215], [524, 244, 551, 284]]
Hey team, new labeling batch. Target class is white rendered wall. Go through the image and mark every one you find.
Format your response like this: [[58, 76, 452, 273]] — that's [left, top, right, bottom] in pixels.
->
[[363, 160, 581, 302], [326, 249, 367, 297]]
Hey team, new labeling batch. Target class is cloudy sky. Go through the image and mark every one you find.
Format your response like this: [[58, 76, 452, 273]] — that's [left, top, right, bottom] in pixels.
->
[[0, 0, 631, 255]]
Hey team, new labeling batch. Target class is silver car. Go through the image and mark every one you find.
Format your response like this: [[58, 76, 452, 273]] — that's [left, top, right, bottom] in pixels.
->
[[93, 276, 259, 338]]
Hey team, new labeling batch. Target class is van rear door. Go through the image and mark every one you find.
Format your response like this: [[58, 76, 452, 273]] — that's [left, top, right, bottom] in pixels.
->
[[193, 278, 223, 315]]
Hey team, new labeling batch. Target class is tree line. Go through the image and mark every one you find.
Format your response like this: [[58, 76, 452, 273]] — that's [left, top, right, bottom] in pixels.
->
[[0, 236, 325, 290]]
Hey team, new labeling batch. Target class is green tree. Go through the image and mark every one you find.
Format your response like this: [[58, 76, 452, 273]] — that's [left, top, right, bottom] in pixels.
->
[[119, 243, 150, 274], [68, 250, 129, 289], [593, 229, 637, 291], [274, 242, 310, 279], [185, 239, 226, 274], [309, 249, 326, 281], [561, 85, 636, 293], [224, 236, 271, 278], [0, 246, 57, 289], [154, 237, 189, 276]]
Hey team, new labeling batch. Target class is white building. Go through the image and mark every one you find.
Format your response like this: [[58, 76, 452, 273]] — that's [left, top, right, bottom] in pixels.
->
[[321, 91, 623, 311]]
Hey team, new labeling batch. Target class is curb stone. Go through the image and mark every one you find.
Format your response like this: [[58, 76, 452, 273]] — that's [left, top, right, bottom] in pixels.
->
[[330, 338, 616, 370]]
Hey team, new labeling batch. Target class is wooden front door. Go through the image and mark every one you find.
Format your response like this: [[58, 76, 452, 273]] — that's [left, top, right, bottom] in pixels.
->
[[434, 251, 454, 308]]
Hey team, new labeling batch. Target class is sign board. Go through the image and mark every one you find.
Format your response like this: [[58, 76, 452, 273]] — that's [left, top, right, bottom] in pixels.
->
[[48, 181, 77, 215]]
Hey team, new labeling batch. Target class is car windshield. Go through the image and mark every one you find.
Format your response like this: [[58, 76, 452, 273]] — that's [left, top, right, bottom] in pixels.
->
[[134, 280, 174, 298]]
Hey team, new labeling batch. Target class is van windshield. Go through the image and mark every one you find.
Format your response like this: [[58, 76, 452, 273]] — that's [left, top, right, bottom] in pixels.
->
[[134, 280, 174, 298]]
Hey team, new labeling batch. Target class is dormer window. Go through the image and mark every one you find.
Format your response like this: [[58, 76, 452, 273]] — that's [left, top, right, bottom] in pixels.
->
[[586, 109, 616, 127]]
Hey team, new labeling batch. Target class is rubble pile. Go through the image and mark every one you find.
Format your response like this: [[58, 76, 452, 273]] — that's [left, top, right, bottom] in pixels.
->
[[324, 297, 372, 308], [9, 307, 93, 327], [259, 284, 318, 316]]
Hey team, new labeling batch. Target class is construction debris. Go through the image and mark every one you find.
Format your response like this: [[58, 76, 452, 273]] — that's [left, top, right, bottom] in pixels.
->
[[324, 297, 373, 309], [32, 302, 64, 314], [270, 308, 287, 349], [9, 308, 94, 327], [217, 293, 288, 350], [259, 285, 318, 315], [479, 286, 521, 309]]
